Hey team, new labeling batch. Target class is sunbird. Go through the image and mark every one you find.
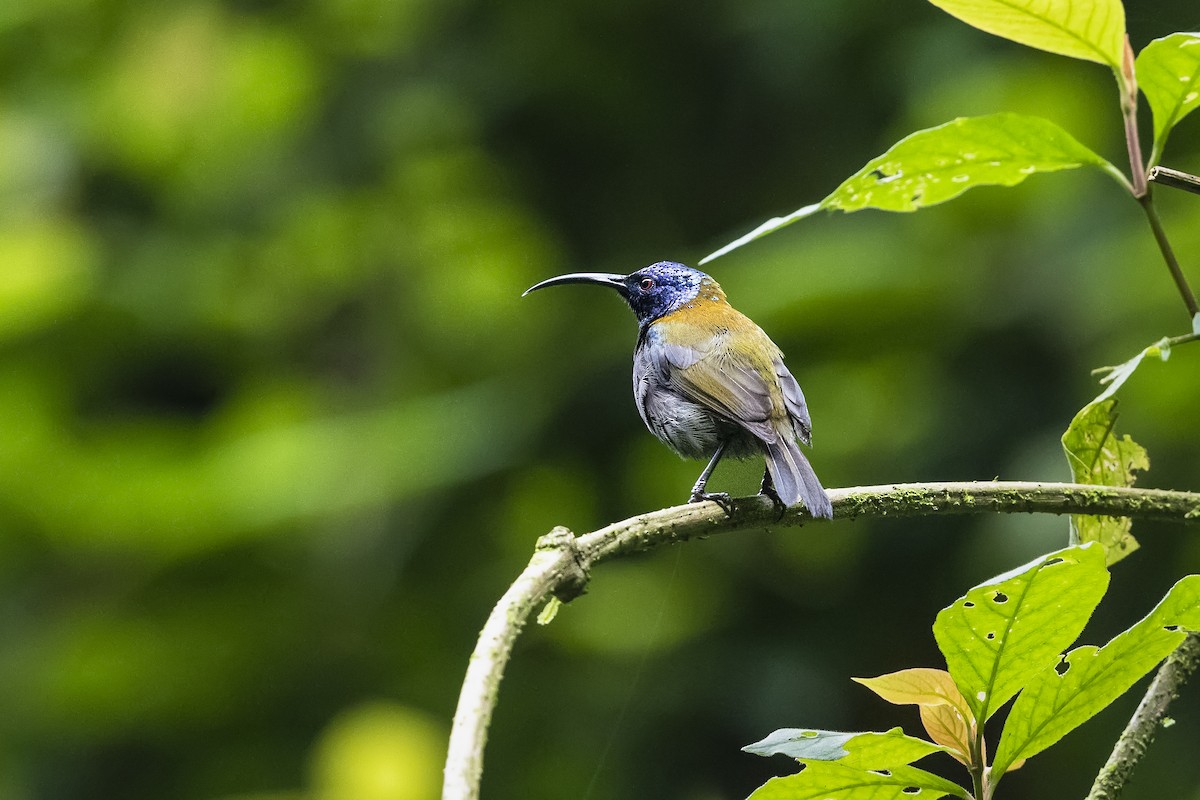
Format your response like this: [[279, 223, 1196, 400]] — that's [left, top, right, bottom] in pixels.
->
[[524, 261, 832, 519]]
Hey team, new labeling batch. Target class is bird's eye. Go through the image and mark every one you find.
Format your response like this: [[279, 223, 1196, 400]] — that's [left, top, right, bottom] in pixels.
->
[[639, 277, 654, 291]]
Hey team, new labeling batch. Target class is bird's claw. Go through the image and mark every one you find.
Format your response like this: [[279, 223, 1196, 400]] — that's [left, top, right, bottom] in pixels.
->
[[690, 490, 734, 516], [760, 485, 788, 522]]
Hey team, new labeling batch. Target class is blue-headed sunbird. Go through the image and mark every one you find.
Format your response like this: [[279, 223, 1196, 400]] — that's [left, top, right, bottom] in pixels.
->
[[524, 261, 832, 519]]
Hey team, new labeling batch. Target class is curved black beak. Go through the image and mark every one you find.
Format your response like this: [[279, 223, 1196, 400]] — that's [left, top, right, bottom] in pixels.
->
[[522, 272, 629, 298]]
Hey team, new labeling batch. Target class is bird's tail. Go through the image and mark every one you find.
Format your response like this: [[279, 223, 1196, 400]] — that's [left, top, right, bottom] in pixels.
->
[[765, 439, 833, 519]]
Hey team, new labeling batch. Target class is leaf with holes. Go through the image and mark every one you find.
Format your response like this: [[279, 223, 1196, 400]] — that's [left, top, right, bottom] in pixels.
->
[[744, 727, 948, 770], [1136, 33, 1200, 157], [822, 115, 1111, 214], [746, 761, 970, 800], [992, 575, 1200, 776], [1062, 399, 1148, 565], [699, 114, 1116, 264], [852, 669, 976, 764], [933, 544, 1110, 722], [926, 0, 1125, 68]]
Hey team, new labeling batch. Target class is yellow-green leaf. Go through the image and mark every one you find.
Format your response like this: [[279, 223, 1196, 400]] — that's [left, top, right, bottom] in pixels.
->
[[852, 669, 974, 765], [927, 0, 1125, 68], [853, 668, 972, 717], [1061, 399, 1147, 565], [918, 705, 972, 764]]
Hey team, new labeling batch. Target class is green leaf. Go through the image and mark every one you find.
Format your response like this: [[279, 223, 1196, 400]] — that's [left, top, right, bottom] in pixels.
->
[[743, 727, 946, 770], [747, 761, 970, 800], [1061, 399, 1149, 564], [992, 575, 1200, 776], [926, 0, 1125, 68], [822, 115, 1110, 214], [933, 544, 1109, 722], [1135, 33, 1200, 158], [700, 114, 1117, 264]]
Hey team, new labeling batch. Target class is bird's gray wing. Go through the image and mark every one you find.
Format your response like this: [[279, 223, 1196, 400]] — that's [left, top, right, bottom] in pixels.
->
[[774, 357, 812, 445], [641, 328, 779, 442]]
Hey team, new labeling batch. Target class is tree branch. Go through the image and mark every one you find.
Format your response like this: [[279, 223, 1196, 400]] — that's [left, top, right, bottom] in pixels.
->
[[1084, 633, 1200, 800], [442, 481, 1200, 800]]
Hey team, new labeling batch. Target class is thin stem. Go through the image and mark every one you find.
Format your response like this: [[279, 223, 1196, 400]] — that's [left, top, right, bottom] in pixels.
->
[[1119, 38, 1147, 198], [443, 482, 1200, 800], [1113, 40, 1197, 319], [970, 765, 986, 800], [1122, 106, 1146, 198], [1099, 161, 1137, 196], [1085, 633, 1200, 800], [1138, 194, 1200, 318], [968, 724, 989, 800], [1166, 330, 1200, 347]]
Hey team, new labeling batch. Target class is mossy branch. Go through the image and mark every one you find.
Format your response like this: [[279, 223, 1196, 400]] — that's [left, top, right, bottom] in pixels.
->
[[442, 481, 1200, 800], [1085, 633, 1200, 800]]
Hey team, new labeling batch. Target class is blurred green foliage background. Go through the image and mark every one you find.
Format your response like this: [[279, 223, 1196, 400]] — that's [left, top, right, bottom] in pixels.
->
[[2, 1, 1199, 798]]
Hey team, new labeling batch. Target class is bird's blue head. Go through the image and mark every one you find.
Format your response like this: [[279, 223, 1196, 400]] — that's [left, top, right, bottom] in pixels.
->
[[523, 261, 712, 325], [622, 261, 709, 323]]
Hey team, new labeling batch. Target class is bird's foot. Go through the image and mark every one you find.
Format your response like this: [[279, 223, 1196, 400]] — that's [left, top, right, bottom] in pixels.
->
[[760, 485, 788, 522], [689, 490, 734, 516]]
